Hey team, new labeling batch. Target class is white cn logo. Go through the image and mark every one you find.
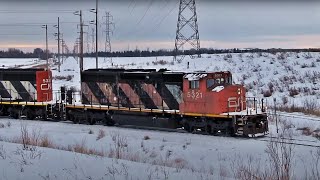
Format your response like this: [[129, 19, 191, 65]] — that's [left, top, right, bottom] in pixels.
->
[[41, 79, 51, 91]]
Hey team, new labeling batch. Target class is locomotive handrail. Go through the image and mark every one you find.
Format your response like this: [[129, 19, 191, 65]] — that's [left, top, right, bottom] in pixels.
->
[[227, 97, 267, 115]]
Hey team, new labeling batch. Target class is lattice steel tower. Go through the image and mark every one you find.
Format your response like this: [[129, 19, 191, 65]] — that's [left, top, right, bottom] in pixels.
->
[[174, 0, 200, 61], [103, 12, 114, 62]]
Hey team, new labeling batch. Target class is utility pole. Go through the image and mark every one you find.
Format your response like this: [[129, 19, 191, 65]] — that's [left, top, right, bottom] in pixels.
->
[[103, 12, 114, 64], [74, 10, 84, 71], [90, 0, 99, 69], [91, 28, 95, 53], [57, 17, 60, 71], [54, 17, 61, 72], [80, 11, 84, 72], [96, 0, 98, 69], [61, 37, 64, 62], [86, 29, 90, 54], [174, 0, 201, 62], [42, 24, 49, 70]]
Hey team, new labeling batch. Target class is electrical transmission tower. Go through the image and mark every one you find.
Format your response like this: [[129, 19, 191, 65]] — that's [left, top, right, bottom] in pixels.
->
[[174, 0, 201, 61], [103, 12, 115, 64]]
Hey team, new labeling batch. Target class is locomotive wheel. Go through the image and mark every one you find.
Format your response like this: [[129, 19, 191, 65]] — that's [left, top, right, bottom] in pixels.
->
[[11, 112, 19, 119], [24, 109, 35, 120], [41, 113, 47, 121], [184, 123, 193, 133], [88, 113, 96, 125], [105, 119, 115, 126], [206, 125, 212, 134], [0, 105, 4, 116], [104, 116, 115, 126]]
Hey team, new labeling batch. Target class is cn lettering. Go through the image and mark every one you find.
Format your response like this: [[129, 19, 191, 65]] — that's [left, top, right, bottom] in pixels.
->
[[41, 78, 51, 91]]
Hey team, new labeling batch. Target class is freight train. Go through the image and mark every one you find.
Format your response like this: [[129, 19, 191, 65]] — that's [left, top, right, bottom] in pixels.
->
[[0, 68, 268, 137]]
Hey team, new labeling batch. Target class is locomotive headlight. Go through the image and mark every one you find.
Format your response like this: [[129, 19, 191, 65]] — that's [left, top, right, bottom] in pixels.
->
[[237, 88, 241, 95]]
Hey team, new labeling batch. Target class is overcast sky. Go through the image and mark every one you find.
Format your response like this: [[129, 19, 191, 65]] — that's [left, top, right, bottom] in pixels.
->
[[1, 0, 320, 52]]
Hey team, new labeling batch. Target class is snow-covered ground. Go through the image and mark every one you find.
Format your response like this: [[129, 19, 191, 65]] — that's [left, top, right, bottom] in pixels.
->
[[0, 52, 319, 179], [0, 58, 45, 69], [0, 117, 318, 180]]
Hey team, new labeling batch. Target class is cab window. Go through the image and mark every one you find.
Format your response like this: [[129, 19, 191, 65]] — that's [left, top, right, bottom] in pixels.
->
[[207, 79, 215, 89], [189, 80, 199, 89]]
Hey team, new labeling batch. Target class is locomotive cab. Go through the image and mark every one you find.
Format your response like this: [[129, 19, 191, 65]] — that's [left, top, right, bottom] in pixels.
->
[[179, 71, 246, 115]]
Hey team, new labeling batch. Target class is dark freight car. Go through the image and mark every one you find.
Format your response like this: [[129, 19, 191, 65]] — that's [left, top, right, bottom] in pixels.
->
[[81, 69, 184, 110], [0, 68, 52, 102], [0, 68, 53, 119]]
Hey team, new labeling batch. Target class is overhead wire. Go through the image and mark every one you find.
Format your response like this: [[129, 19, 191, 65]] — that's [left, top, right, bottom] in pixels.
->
[[136, 0, 154, 26], [0, 10, 76, 14], [0, 33, 42, 36], [150, 0, 179, 33]]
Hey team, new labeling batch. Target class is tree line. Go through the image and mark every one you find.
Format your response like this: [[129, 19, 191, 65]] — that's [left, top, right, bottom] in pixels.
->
[[1, 47, 320, 58], [0, 48, 51, 59]]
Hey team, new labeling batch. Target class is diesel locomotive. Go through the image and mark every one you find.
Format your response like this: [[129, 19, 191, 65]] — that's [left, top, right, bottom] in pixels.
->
[[0, 68, 268, 137]]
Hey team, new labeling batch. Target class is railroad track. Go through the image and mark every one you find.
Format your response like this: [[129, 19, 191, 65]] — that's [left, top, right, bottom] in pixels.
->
[[256, 135, 320, 148]]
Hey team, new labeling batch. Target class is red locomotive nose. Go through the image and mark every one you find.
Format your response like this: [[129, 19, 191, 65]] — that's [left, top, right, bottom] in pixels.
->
[[36, 70, 53, 102], [180, 71, 244, 115]]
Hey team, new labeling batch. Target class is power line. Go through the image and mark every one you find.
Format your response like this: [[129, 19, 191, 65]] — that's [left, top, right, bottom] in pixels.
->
[[0, 34, 41, 36], [0, 10, 76, 14], [150, 0, 180, 32], [136, 0, 154, 26], [0, 22, 79, 26]]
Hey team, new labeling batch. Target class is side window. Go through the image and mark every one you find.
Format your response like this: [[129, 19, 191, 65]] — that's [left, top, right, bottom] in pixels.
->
[[189, 80, 199, 89], [206, 79, 215, 89]]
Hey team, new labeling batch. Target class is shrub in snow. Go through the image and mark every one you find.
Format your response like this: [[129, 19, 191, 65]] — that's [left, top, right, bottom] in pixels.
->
[[0, 123, 4, 128], [303, 99, 319, 114], [39, 135, 54, 148], [262, 90, 272, 97], [303, 52, 313, 59], [0, 145, 6, 159], [282, 96, 288, 105], [143, 135, 150, 140], [6, 121, 11, 128], [277, 52, 286, 60], [110, 132, 128, 159], [96, 129, 105, 141], [289, 88, 299, 97], [88, 129, 94, 134], [152, 60, 167, 65], [297, 127, 312, 136], [301, 63, 308, 68]]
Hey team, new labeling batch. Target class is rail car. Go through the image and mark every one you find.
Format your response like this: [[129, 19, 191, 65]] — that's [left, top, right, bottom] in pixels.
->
[[0, 68, 268, 137], [0, 68, 53, 119], [65, 69, 268, 136]]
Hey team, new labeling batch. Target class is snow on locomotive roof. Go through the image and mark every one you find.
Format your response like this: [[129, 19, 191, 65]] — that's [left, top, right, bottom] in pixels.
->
[[184, 73, 207, 80]]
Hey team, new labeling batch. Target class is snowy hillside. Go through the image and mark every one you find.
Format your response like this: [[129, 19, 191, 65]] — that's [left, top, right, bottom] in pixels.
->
[[52, 52, 320, 109]]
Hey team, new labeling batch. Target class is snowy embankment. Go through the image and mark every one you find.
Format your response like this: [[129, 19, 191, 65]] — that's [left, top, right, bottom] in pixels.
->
[[80, 52, 320, 108], [0, 118, 318, 180], [0, 52, 319, 179]]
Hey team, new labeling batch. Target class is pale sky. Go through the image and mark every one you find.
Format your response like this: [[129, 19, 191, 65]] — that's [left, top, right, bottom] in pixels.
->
[[1, 0, 320, 52]]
